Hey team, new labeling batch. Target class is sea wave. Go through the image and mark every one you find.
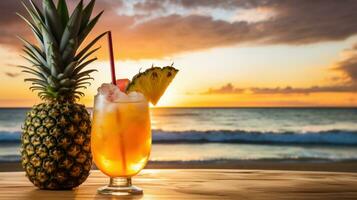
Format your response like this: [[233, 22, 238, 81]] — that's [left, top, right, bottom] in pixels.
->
[[153, 129, 357, 145], [0, 131, 21, 143], [0, 155, 20, 162], [1, 129, 357, 145]]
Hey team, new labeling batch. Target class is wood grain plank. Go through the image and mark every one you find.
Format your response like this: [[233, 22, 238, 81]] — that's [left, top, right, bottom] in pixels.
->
[[0, 170, 356, 200]]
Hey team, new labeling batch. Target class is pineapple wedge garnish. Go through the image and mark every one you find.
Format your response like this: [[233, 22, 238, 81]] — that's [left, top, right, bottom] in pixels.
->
[[126, 66, 178, 105]]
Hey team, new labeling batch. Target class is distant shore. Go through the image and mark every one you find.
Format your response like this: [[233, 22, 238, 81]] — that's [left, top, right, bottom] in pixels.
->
[[3, 160, 357, 173]]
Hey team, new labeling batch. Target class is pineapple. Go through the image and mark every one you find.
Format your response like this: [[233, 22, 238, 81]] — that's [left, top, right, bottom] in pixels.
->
[[126, 66, 179, 105], [18, 0, 105, 189]]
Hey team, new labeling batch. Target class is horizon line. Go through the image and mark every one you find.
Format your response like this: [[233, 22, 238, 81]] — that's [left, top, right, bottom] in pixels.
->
[[0, 106, 356, 109]]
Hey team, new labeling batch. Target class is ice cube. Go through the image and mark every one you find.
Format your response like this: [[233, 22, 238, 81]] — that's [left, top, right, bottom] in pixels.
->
[[97, 83, 121, 102], [97, 83, 146, 103], [128, 91, 146, 102], [97, 83, 115, 96]]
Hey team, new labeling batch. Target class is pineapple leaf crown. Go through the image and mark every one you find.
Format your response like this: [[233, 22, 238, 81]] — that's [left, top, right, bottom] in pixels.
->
[[18, 0, 106, 102]]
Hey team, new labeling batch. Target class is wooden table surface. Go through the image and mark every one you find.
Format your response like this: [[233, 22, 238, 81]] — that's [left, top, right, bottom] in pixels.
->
[[0, 169, 356, 200]]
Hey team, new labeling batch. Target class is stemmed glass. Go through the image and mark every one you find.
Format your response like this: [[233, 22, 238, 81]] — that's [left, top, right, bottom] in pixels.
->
[[91, 94, 151, 195]]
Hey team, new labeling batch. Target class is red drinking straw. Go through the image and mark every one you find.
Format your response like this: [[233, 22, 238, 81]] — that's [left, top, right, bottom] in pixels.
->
[[107, 31, 127, 173], [107, 31, 117, 85]]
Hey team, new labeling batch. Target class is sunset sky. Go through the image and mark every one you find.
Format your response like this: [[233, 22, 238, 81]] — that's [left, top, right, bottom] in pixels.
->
[[0, 0, 357, 107]]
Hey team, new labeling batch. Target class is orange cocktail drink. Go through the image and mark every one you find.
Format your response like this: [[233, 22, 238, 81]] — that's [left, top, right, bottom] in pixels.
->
[[92, 94, 151, 178], [92, 31, 177, 196]]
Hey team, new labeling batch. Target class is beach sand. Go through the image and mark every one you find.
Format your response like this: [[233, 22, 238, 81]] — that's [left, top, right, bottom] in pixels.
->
[[2, 160, 357, 173]]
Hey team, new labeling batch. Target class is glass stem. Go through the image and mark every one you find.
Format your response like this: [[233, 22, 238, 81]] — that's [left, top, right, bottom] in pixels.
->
[[109, 177, 132, 188]]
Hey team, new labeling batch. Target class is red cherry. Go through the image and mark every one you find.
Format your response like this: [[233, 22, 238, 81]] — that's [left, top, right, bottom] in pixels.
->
[[116, 79, 130, 92]]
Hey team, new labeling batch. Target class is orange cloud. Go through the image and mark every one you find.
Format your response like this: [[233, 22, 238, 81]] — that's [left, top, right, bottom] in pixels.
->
[[205, 83, 245, 94], [334, 45, 357, 85], [4, 72, 20, 78], [3, 0, 357, 60]]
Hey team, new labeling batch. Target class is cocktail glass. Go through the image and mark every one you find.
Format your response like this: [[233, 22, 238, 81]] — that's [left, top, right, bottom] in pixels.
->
[[91, 94, 151, 195]]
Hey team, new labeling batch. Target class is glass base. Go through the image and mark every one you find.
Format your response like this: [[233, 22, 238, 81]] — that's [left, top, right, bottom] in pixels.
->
[[97, 177, 143, 196]]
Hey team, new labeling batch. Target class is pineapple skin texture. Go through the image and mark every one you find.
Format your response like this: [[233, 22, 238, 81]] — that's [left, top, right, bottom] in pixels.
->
[[21, 102, 92, 190]]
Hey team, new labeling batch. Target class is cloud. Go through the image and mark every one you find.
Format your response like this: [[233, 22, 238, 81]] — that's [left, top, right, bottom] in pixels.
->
[[167, 0, 259, 10], [205, 84, 357, 95], [4, 72, 20, 78], [0, 1, 29, 46], [334, 45, 357, 84], [125, 0, 357, 45], [250, 85, 357, 94], [103, 14, 253, 59], [205, 83, 245, 94], [133, 1, 164, 13], [254, 0, 357, 44], [2, 0, 357, 59], [336, 58, 357, 84]]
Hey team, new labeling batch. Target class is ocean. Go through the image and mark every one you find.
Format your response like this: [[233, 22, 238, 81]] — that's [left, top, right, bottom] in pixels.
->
[[0, 108, 357, 163]]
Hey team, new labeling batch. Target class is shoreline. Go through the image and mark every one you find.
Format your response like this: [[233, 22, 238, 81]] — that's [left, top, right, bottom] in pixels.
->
[[3, 160, 357, 173]]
